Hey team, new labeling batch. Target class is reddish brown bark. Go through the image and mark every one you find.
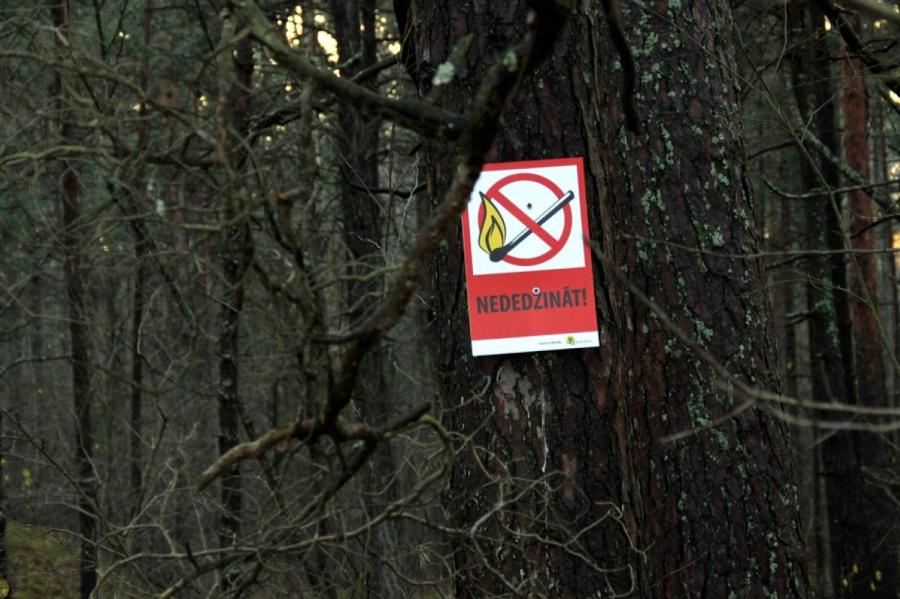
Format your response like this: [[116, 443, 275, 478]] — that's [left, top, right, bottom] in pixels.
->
[[844, 44, 887, 412], [790, 4, 897, 595], [841, 32, 898, 596], [415, 2, 808, 596], [51, 2, 98, 596]]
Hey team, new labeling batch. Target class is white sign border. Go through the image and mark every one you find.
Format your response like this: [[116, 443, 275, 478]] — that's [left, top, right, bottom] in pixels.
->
[[471, 331, 599, 357]]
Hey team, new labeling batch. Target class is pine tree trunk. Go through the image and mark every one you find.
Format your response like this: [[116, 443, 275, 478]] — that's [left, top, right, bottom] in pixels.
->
[[129, 0, 154, 516], [0, 408, 6, 589], [843, 23, 887, 414], [841, 28, 899, 596], [787, 6, 847, 594], [215, 14, 253, 585], [789, 3, 896, 596], [413, 2, 808, 596], [331, 2, 403, 595], [51, 2, 98, 596]]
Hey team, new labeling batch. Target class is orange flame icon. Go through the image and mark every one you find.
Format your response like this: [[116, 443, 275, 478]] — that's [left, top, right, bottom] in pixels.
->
[[478, 192, 506, 254]]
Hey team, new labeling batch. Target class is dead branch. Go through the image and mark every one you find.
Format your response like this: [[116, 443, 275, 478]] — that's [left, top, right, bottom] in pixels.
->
[[229, 0, 466, 140]]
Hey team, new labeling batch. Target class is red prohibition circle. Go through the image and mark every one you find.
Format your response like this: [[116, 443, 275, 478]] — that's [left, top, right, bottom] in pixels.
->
[[477, 172, 573, 266]]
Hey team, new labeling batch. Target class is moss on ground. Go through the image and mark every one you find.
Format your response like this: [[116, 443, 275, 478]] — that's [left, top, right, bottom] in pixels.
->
[[4, 520, 78, 598]]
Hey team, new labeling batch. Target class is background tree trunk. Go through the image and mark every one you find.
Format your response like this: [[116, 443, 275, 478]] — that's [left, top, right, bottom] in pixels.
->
[[51, 2, 98, 596], [414, 1, 808, 596], [841, 20, 899, 595], [215, 15, 254, 584], [788, 4, 897, 596], [330, 1, 404, 596], [787, 5, 845, 594], [129, 0, 154, 517], [843, 20, 887, 423]]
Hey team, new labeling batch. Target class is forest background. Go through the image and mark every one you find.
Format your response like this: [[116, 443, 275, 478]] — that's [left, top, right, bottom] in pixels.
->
[[0, 0, 899, 597]]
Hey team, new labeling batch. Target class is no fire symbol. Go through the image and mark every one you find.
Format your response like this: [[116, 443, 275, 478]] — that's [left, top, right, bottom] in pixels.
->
[[477, 172, 575, 267], [465, 161, 587, 276]]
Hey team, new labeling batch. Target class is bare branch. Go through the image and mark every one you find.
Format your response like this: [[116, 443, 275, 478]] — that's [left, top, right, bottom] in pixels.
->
[[229, 0, 466, 140], [196, 403, 430, 491], [323, 1, 569, 431]]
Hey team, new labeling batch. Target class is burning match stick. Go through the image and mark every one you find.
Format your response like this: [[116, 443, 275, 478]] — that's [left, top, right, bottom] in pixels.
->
[[489, 190, 575, 262]]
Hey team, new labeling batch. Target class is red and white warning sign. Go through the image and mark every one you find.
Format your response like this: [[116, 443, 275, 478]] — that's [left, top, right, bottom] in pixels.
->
[[461, 157, 599, 356]]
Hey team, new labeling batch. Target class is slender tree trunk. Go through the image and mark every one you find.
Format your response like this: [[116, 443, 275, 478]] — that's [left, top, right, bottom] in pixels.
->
[[871, 93, 898, 407], [332, 0, 381, 334], [51, 2, 98, 596], [893, 239, 900, 402], [788, 4, 895, 596], [129, 0, 154, 516], [893, 236, 899, 404], [876, 98, 900, 412], [780, 204, 799, 400], [787, 6, 845, 594], [330, 2, 401, 596], [871, 90, 890, 394], [841, 34, 899, 595], [414, 2, 807, 596], [333, 0, 382, 313], [0, 407, 6, 590], [129, 238, 146, 514], [28, 274, 43, 392], [215, 13, 253, 583], [843, 27, 887, 416]]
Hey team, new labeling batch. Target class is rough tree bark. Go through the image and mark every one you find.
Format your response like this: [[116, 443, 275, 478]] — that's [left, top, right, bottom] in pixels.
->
[[51, 1, 98, 596], [414, 1, 808, 596]]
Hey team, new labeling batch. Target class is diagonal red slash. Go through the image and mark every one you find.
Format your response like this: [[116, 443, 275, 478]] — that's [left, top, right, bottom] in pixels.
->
[[489, 190, 560, 249]]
